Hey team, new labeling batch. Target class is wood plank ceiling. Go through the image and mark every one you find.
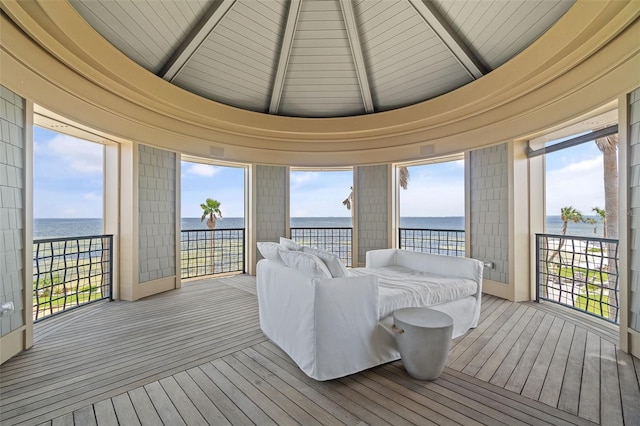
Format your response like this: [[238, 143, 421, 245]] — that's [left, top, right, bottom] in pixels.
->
[[69, 0, 574, 118]]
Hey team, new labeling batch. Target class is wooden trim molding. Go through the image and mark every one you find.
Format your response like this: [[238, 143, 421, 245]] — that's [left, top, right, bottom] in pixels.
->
[[1, 327, 28, 365], [482, 279, 512, 301], [134, 276, 178, 301], [0, 1, 638, 166]]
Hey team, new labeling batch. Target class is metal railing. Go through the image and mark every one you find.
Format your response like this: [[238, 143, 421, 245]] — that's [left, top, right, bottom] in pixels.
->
[[399, 228, 465, 257], [181, 229, 245, 278], [290, 227, 353, 267], [536, 233, 619, 324], [33, 235, 113, 322]]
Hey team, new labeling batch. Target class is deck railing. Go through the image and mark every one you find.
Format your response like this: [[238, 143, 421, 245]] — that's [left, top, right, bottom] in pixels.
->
[[290, 227, 353, 267], [536, 233, 619, 324], [399, 228, 465, 257], [33, 235, 113, 321], [181, 228, 245, 278]]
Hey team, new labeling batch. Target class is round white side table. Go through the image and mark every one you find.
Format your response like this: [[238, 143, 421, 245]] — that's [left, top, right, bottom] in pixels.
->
[[392, 307, 454, 380]]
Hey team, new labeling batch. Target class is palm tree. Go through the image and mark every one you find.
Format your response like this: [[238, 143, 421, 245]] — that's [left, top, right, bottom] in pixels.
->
[[585, 217, 597, 235], [593, 207, 606, 237], [594, 134, 618, 239], [547, 206, 585, 277], [200, 198, 222, 274], [594, 133, 618, 321], [560, 206, 584, 235], [201, 198, 222, 229]]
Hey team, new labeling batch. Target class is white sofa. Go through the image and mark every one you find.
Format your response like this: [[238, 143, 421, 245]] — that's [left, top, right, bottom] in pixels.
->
[[256, 246, 483, 381]]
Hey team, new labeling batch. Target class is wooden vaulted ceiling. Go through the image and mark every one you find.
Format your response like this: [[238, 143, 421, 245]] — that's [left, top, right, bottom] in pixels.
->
[[69, 0, 574, 118]]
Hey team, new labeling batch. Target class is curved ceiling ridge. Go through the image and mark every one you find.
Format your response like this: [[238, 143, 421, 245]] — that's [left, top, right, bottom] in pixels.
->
[[1, 0, 638, 166], [68, 0, 574, 119]]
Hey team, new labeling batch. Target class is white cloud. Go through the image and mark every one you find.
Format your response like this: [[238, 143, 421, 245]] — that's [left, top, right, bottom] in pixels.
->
[[46, 134, 103, 174], [290, 172, 320, 189], [546, 156, 604, 215], [186, 163, 219, 177]]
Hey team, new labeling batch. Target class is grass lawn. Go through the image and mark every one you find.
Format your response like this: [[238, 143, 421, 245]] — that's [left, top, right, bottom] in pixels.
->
[[575, 293, 609, 318], [557, 265, 608, 283]]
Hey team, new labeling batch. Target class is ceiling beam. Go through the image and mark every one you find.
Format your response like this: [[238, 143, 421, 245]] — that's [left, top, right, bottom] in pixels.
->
[[159, 0, 236, 82], [340, 0, 374, 113], [409, 0, 487, 79], [269, 0, 302, 114]]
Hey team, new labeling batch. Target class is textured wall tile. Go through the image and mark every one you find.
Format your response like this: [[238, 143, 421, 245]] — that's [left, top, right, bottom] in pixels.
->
[[138, 145, 176, 282], [629, 89, 640, 330], [470, 143, 509, 283], [255, 165, 286, 252], [357, 165, 388, 264], [0, 85, 25, 335]]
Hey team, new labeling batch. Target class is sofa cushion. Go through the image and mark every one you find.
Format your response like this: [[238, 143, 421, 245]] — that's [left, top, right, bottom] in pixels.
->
[[303, 246, 349, 278], [280, 237, 303, 251], [257, 242, 287, 264], [350, 265, 478, 319], [279, 249, 332, 278]]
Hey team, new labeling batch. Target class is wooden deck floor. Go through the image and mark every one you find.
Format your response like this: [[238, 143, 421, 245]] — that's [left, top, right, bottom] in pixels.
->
[[1, 275, 639, 425]]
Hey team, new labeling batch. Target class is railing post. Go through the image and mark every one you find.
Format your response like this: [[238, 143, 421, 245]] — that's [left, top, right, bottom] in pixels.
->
[[535, 234, 540, 303], [108, 235, 113, 301]]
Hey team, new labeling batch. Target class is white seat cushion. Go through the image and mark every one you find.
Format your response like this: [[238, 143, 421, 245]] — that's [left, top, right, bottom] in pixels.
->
[[350, 266, 477, 319]]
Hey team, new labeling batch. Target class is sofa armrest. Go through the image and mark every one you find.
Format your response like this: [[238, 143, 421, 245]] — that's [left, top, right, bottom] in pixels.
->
[[395, 249, 483, 282], [365, 248, 397, 268], [256, 259, 381, 380]]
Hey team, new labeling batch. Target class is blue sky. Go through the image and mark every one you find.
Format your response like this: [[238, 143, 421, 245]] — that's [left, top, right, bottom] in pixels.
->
[[400, 161, 465, 217], [33, 127, 104, 218], [34, 126, 608, 218], [181, 162, 245, 218], [545, 142, 606, 216], [290, 170, 353, 217]]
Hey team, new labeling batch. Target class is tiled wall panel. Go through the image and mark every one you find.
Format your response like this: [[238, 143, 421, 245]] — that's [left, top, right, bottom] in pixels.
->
[[138, 145, 176, 283], [629, 88, 640, 331], [356, 165, 388, 264], [0, 86, 25, 336], [255, 165, 287, 258], [470, 144, 509, 283]]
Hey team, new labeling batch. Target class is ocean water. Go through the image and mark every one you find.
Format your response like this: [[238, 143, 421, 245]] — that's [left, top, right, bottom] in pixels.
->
[[34, 218, 104, 239], [33, 216, 606, 239]]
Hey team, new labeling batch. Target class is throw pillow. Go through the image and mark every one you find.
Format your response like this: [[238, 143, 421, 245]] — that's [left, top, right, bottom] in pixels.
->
[[279, 249, 332, 278], [302, 246, 349, 278], [280, 237, 303, 251], [257, 242, 287, 264]]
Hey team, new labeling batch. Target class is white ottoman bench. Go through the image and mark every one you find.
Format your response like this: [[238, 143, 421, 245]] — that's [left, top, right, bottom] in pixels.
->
[[392, 307, 454, 380]]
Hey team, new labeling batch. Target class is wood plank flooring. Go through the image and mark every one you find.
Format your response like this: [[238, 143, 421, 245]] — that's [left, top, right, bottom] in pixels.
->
[[1, 275, 639, 425]]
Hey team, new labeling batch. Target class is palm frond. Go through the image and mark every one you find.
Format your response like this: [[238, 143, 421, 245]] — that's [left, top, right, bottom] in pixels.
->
[[594, 134, 618, 153], [399, 166, 410, 190], [342, 196, 352, 210]]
